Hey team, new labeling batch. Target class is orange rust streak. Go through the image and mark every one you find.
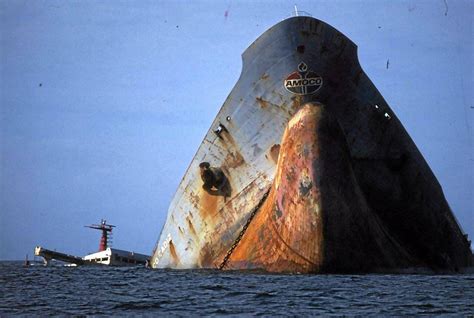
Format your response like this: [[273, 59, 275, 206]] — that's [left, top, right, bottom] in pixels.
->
[[198, 189, 220, 220], [226, 104, 325, 273], [216, 126, 246, 170], [269, 144, 280, 164], [187, 217, 198, 238], [225, 151, 245, 168], [169, 241, 180, 266], [197, 174, 270, 268], [220, 128, 237, 148]]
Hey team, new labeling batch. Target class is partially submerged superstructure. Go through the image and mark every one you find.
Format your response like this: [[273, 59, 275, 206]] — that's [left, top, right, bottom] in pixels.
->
[[35, 220, 149, 266], [150, 16, 472, 273]]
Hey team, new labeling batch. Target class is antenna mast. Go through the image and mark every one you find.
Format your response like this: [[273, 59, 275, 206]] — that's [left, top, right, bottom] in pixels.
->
[[85, 219, 116, 252]]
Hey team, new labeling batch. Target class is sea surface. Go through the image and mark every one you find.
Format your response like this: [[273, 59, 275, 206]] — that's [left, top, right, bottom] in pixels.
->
[[1, 261, 473, 316]]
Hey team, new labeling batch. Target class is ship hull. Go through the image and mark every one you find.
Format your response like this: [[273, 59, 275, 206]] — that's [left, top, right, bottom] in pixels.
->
[[151, 17, 472, 273]]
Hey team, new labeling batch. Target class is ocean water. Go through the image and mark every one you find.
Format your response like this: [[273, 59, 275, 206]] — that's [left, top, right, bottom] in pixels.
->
[[1, 261, 473, 316]]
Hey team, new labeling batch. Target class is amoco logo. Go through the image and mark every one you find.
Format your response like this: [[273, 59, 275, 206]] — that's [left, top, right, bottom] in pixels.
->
[[284, 62, 323, 95]]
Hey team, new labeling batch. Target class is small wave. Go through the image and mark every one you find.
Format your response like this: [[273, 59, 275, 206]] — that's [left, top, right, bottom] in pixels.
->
[[254, 292, 276, 298], [202, 284, 228, 291], [113, 301, 162, 310], [225, 291, 255, 297], [210, 308, 232, 315]]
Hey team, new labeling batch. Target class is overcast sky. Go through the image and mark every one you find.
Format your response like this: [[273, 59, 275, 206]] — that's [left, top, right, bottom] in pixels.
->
[[1, 0, 472, 260]]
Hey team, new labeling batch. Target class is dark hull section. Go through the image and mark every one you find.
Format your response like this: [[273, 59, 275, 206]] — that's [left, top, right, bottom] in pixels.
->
[[151, 16, 472, 272]]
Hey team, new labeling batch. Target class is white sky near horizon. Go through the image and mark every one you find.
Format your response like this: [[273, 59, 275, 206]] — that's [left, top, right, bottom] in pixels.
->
[[0, 0, 472, 260]]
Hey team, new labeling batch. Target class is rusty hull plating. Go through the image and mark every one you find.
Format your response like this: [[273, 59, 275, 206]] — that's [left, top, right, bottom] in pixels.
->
[[226, 104, 326, 272], [226, 104, 414, 273], [151, 17, 473, 273]]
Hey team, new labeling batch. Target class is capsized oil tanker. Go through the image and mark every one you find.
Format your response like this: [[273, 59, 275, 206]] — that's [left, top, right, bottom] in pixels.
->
[[150, 16, 473, 273]]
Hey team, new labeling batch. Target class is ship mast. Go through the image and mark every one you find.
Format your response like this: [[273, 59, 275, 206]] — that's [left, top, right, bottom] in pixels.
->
[[85, 219, 115, 252]]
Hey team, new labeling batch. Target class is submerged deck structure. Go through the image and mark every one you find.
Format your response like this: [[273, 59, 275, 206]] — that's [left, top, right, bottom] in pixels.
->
[[150, 16, 472, 273], [35, 220, 150, 266]]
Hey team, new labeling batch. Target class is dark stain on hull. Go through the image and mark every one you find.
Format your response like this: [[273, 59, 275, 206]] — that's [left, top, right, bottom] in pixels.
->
[[169, 240, 180, 265], [269, 144, 280, 164], [256, 97, 270, 109]]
